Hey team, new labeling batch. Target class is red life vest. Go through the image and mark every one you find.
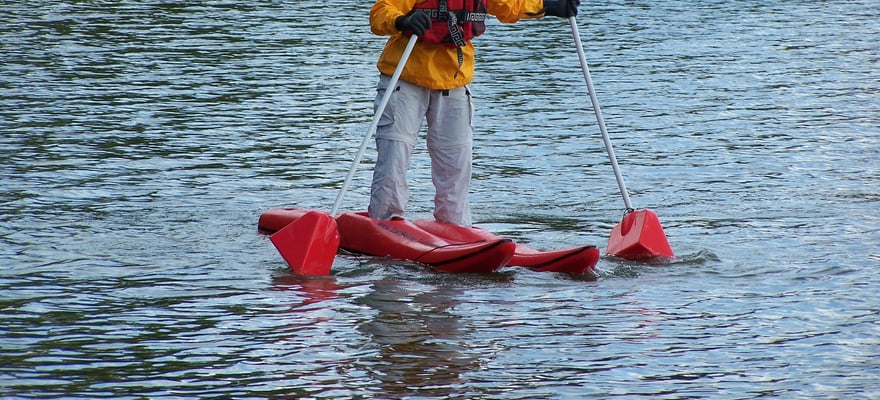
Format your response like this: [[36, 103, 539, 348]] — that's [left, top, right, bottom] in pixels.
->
[[412, 0, 488, 47]]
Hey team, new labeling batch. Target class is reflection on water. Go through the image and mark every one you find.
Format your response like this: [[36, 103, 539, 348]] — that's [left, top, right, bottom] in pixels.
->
[[2, 0, 879, 398], [358, 281, 475, 398], [271, 273, 340, 310]]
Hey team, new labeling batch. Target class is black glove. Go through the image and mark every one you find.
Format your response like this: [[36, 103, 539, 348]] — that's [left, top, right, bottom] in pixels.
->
[[395, 10, 432, 36], [543, 0, 580, 18]]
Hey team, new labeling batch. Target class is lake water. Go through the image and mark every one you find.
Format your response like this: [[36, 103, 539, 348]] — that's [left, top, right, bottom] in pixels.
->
[[2, 1, 878, 398]]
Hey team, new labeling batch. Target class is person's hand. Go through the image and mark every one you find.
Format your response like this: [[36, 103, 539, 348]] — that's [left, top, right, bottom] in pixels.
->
[[395, 10, 432, 36], [543, 0, 580, 18]]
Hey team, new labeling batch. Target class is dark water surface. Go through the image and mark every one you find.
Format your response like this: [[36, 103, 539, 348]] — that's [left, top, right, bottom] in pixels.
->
[[2, 1, 879, 399]]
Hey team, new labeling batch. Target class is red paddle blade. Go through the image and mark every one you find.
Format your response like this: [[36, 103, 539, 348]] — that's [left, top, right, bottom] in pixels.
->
[[606, 209, 674, 260], [269, 210, 340, 275]]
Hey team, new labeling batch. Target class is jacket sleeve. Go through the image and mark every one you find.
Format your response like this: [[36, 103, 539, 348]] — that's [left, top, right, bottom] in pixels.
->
[[487, 0, 546, 23], [370, 0, 414, 35]]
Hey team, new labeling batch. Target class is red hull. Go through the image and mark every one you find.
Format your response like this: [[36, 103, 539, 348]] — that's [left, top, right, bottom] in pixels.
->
[[336, 212, 514, 274], [412, 219, 599, 275], [259, 208, 598, 275], [259, 208, 312, 233]]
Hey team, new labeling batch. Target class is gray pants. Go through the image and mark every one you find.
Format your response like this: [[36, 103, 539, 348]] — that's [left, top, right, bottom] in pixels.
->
[[368, 75, 474, 226]]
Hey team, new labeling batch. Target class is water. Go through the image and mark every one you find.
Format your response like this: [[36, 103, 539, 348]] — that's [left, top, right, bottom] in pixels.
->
[[2, 1, 878, 398]]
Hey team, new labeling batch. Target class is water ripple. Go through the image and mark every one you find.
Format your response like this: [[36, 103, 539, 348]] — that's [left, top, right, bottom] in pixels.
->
[[2, 1, 879, 398]]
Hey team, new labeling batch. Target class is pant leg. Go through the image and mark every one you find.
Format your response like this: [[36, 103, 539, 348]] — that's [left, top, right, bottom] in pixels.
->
[[426, 86, 474, 226], [368, 75, 428, 220], [369, 138, 414, 220]]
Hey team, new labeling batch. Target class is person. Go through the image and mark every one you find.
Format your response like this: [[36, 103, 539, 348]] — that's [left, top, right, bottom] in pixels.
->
[[368, 0, 580, 226]]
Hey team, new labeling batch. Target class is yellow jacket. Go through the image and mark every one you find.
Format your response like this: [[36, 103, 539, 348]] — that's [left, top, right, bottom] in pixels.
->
[[370, 0, 546, 90]]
